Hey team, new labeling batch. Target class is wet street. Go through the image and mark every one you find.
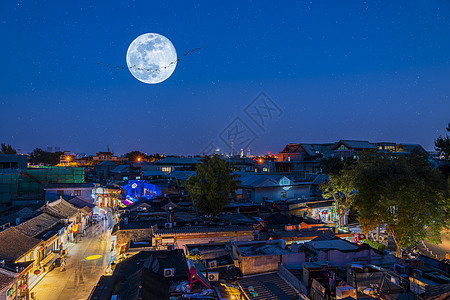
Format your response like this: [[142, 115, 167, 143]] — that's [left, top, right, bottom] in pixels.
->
[[32, 215, 114, 300]]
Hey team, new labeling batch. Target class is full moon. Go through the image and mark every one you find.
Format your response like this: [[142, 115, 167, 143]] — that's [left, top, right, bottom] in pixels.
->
[[126, 33, 177, 84]]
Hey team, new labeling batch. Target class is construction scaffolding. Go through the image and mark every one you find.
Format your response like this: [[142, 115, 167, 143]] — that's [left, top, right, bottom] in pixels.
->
[[0, 167, 85, 205]]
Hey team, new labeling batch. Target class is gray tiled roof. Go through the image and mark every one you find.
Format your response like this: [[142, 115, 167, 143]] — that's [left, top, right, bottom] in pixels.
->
[[39, 198, 80, 219], [335, 140, 377, 150], [0, 272, 16, 291], [154, 157, 200, 165], [0, 227, 41, 261], [15, 212, 60, 237], [0, 207, 38, 226]]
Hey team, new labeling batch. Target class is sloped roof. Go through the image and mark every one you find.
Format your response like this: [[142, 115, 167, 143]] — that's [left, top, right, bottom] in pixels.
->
[[97, 160, 118, 166], [142, 170, 165, 177], [396, 143, 426, 153], [15, 212, 60, 237], [154, 157, 200, 165], [238, 173, 299, 188], [109, 250, 187, 300], [0, 272, 16, 292], [167, 170, 196, 180], [0, 227, 41, 261], [332, 140, 377, 150], [0, 207, 38, 226], [39, 198, 79, 219], [110, 165, 130, 173], [67, 196, 95, 209]]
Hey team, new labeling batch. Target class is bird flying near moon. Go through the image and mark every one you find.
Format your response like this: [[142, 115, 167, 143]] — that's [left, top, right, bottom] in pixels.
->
[[126, 33, 177, 84]]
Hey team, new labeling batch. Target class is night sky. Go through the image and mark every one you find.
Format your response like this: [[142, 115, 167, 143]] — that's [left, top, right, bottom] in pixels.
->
[[1, 1, 449, 155]]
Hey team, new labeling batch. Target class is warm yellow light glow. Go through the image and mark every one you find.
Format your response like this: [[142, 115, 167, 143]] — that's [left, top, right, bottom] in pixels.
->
[[85, 255, 102, 260], [66, 156, 71, 161], [137, 157, 142, 161], [259, 159, 263, 163]]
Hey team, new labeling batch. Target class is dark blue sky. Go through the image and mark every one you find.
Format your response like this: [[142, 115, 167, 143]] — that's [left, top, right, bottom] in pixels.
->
[[1, 1, 449, 155]]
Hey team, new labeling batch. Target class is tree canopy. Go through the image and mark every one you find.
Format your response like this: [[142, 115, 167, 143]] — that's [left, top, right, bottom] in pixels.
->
[[435, 122, 450, 160], [320, 164, 356, 226], [1, 143, 16, 154], [184, 155, 241, 217], [352, 150, 449, 255], [28, 148, 62, 165], [124, 151, 164, 162]]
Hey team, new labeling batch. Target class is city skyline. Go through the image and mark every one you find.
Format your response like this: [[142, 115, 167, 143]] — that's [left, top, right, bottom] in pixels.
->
[[1, 1, 450, 155]]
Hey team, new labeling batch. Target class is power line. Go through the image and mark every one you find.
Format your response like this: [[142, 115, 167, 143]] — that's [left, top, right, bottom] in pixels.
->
[[95, 45, 205, 73]]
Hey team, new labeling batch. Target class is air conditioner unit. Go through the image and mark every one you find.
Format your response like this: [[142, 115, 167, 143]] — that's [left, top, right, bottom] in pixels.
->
[[167, 244, 174, 250], [164, 268, 175, 277], [207, 272, 219, 282], [165, 223, 173, 229], [208, 260, 217, 268]]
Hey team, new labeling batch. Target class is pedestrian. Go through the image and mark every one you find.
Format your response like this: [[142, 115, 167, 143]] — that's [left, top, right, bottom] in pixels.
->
[[60, 258, 66, 272], [445, 252, 450, 261]]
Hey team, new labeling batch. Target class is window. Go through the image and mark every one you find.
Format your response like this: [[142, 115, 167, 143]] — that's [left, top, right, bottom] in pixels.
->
[[74, 190, 81, 196], [162, 167, 171, 173], [57, 190, 64, 196], [281, 191, 286, 199], [123, 176, 128, 180]]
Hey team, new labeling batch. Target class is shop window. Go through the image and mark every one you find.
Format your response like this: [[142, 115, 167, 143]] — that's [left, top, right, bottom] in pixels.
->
[[74, 190, 81, 196]]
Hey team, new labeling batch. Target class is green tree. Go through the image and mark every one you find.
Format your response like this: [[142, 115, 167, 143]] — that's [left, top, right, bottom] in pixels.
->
[[435, 122, 450, 159], [124, 151, 148, 162], [184, 155, 240, 217], [1, 143, 17, 154], [320, 165, 356, 227], [320, 156, 356, 175], [353, 150, 449, 256], [29, 148, 62, 165]]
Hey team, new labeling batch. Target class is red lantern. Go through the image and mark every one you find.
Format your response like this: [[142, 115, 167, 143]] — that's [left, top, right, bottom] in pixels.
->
[[71, 224, 79, 233], [34, 270, 41, 275], [37, 246, 43, 251], [18, 284, 27, 290]]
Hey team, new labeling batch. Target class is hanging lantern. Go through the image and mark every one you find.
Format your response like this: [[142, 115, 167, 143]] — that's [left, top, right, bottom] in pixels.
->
[[71, 224, 79, 233], [18, 284, 27, 290], [34, 270, 41, 275], [37, 246, 43, 251]]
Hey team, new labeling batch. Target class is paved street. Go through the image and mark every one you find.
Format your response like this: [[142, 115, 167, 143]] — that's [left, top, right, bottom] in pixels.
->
[[32, 214, 114, 300], [422, 230, 450, 261]]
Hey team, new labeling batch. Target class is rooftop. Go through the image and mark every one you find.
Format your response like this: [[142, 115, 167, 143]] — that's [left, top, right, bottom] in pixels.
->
[[15, 212, 61, 237], [39, 198, 80, 219], [44, 183, 95, 189], [0, 272, 16, 292], [0, 227, 41, 261], [154, 225, 254, 236], [154, 157, 201, 165], [238, 272, 299, 300]]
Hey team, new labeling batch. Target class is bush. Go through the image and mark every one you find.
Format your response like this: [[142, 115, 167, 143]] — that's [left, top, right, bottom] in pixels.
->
[[362, 239, 387, 251]]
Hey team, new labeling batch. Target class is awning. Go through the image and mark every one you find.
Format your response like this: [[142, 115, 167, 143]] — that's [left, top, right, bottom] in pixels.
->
[[41, 252, 55, 266]]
